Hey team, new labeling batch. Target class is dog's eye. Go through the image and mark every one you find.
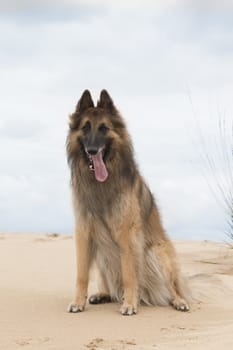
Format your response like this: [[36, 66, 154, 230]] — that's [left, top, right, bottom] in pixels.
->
[[98, 124, 109, 133], [82, 121, 91, 133]]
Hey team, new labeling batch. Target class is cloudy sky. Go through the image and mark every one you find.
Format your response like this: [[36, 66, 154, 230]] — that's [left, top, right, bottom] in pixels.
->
[[0, 0, 232, 240]]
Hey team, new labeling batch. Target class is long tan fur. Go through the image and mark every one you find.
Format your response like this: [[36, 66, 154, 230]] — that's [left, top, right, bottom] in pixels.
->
[[67, 90, 190, 315]]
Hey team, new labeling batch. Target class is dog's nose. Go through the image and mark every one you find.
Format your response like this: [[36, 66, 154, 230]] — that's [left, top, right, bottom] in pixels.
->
[[87, 147, 98, 155]]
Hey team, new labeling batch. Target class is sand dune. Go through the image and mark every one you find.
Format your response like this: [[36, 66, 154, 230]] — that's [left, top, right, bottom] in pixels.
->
[[1, 233, 233, 350]]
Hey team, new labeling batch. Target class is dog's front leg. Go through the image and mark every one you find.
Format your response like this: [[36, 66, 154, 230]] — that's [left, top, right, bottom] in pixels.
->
[[68, 227, 92, 313], [119, 241, 139, 316]]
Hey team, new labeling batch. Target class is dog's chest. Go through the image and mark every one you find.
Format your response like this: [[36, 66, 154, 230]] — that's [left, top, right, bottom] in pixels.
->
[[92, 220, 120, 258], [92, 219, 121, 268]]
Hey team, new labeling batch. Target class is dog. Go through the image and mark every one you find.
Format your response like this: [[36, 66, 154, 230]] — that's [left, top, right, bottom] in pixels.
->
[[66, 89, 190, 315]]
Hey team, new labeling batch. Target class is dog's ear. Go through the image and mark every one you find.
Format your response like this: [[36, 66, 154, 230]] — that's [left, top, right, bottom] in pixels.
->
[[97, 90, 117, 113], [69, 90, 94, 130], [76, 90, 94, 114]]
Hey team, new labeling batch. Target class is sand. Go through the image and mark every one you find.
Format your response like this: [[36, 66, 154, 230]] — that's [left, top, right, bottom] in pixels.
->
[[1, 233, 233, 350]]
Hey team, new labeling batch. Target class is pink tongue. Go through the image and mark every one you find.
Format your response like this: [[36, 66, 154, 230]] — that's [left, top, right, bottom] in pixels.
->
[[91, 151, 108, 182]]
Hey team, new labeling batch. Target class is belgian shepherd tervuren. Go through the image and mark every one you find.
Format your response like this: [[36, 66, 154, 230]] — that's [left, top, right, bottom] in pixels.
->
[[66, 90, 189, 315]]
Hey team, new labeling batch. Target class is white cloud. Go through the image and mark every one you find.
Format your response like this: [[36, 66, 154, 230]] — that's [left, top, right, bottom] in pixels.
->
[[0, 1, 179, 12], [1, 0, 233, 11]]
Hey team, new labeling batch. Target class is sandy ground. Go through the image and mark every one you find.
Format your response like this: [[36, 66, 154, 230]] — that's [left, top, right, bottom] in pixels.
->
[[0, 233, 233, 350]]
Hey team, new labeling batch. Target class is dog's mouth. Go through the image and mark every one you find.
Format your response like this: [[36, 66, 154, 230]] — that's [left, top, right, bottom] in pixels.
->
[[86, 147, 109, 182]]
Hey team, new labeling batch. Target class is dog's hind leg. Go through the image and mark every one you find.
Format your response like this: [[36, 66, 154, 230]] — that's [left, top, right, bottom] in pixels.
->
[[154, 241, 190, 312], [167, 269, 190, 312], [89, 270, 112, 304]]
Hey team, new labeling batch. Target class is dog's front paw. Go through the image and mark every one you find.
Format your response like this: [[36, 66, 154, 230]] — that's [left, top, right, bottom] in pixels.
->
[[67, 302, 85, 313], [120, 303, 137, 316]]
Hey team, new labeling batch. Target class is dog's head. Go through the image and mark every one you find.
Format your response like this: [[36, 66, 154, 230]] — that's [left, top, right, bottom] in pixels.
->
[[67, 90, 130, 182]]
